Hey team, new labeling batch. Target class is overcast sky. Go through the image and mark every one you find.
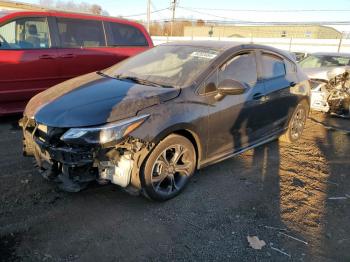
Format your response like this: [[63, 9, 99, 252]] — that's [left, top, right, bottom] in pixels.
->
[[21, 0, 350, 31]]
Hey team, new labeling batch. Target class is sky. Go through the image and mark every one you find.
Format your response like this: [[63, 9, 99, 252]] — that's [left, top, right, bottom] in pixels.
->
[[20, 0, 350, 31]]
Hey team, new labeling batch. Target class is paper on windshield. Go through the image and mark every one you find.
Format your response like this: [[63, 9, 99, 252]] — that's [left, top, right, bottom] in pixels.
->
[[190, 51, 218, 60]]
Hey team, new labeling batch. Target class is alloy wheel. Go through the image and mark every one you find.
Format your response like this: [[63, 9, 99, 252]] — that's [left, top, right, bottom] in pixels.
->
[[151, 144, 194, 196], [290, 106, 306, 140]]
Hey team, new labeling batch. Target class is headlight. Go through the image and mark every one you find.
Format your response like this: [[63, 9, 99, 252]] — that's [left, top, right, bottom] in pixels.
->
[[60, 114, 149, 144]]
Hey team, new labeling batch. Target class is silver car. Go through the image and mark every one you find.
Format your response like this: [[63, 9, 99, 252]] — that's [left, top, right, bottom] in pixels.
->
[[299, 52, 350, 116], [299, 52, 350, 80]]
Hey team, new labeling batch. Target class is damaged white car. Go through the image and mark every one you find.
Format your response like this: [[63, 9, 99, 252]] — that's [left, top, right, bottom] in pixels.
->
[[299, 53, 350, 118]]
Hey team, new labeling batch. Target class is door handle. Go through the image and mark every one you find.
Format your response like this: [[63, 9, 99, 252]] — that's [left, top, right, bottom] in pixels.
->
[[60, 53, 75, 58], [39, 54, 55, 59], [253, 93, 264, 100], [253, 93, 269, 102]]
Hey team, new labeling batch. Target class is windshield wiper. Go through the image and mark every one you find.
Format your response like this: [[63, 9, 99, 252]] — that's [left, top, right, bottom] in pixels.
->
[[114, 74, 173, 88]]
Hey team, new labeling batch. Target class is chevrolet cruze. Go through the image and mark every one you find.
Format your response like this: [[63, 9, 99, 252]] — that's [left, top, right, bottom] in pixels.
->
[[20, 41, 310, 201]]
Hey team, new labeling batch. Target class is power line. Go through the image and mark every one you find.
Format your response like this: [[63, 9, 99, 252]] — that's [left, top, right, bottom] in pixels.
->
[[150, 1, 166, 20], [177, 6, 350, 24], [178, 6, 246, 21], [122, 7, 169, 18], [148, 18, 350, 26], [179, 6, 350, 12]]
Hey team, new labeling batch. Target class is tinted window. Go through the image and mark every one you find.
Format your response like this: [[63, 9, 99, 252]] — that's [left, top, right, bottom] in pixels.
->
[[57, 18, 105, 48], [261, 53, 286, 79], [200, 70, 218, 94], [299, 55, 350, 68], [109, 22, 148, 46], [219, 53, 257, 87], [0, 17, 50, 49], [285, 60, 296, 74]]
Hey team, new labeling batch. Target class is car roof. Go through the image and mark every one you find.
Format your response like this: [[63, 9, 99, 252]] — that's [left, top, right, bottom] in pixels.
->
[[0, 10, 17, 18], [0, 10, 140, 25], [161, 41, 295, 61], [311, 52, 350, 57]]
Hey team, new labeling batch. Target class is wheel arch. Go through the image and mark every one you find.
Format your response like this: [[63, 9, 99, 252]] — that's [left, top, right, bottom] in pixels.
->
[[151, 125, 203, 170]]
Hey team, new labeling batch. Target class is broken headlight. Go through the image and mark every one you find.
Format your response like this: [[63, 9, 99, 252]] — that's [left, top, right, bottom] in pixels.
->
[[60, 114, 149, 144]]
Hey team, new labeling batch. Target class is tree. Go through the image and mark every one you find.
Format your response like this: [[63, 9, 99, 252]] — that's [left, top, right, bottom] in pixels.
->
[[196, 19, 205, 27], [90, 4, 102, 15], [150, 22, 163, 36], [39, 0, 108, 15]]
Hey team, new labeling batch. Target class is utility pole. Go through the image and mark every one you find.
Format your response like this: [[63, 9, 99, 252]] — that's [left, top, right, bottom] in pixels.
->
[[170, 0, 177, 37], [147, 0, 151, 33], [338, 32, 344, 53]]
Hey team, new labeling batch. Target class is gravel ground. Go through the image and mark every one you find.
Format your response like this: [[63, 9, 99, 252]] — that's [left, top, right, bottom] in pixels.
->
[[0, 112, 349, 262]]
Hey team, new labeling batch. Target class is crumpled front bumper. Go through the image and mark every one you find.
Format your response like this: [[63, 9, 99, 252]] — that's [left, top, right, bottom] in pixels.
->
[[19, 116, 98, 192], [19, 116, 153, 193], [310, 80, 330, 113]]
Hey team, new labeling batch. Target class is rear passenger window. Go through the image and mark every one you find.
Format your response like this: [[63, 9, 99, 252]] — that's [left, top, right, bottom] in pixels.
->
[[0, 17, 50, 49], [56, 18, 105, 48], [261, 53, 286, 79], [108, 22, 148, 46], [219, 52, 257, 87]]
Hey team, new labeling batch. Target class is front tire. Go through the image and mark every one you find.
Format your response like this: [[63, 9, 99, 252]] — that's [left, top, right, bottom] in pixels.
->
[[280, 101, 309, 143], [140, 134, 196, 201]]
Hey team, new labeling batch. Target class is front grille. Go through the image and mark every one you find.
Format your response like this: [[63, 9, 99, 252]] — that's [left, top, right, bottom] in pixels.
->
[[22, 116, 95, 165], [34, 125, 67, 146], [21, 116, 68, 147]]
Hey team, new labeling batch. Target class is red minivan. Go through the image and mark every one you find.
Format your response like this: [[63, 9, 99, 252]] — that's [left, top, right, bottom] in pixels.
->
[[0, 10, 153, 115]]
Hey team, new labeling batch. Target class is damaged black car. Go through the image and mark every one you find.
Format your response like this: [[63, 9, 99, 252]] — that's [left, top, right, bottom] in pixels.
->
[[20, 41, 310, 201]]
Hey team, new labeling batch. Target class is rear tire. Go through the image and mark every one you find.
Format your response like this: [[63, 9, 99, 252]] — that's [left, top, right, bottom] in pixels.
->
[[140, 134, 196, 201], [280, 101, 309, 143]]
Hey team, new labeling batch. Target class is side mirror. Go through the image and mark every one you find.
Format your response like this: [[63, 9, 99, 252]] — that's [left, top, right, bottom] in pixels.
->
[[215, 79, 246, 100]]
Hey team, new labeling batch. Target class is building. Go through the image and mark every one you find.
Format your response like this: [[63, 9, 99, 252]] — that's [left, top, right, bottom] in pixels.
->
[[184, 25, 342, 39], [0, 0, 45, 11]]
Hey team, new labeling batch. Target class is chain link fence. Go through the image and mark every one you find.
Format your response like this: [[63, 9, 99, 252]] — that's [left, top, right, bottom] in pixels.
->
[[148, 20, 350, 53]]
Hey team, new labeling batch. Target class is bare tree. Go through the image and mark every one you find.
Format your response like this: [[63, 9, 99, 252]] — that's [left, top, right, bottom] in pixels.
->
[[196, 19, 205, 27], [90, 4, 102, 15], [150, 22, 163, 36], [39, 0, 108, 15]]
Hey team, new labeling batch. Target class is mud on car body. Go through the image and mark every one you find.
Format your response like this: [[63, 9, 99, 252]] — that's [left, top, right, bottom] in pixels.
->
[[20, 41, 310, 201]]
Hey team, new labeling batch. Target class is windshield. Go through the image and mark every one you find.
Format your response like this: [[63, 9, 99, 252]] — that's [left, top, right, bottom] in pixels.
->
[[299, 54, 350, 68], [103, 45, 220, 88]]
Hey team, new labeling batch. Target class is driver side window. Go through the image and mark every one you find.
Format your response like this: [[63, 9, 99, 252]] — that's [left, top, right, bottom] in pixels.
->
[[0, 17, 50, 49], [219, 52, 258, 87]]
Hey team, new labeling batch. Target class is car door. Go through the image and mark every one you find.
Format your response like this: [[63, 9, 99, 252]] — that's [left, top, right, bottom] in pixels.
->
[[259, 52, 299, 133], [0, 15, 59, 114], [53, 17, 112, 81], [204, 51, 271, 161]]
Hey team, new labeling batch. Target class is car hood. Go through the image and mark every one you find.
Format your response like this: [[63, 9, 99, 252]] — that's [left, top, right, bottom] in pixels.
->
[[303, 66, 348, 81], [25, 72, 180, 128]]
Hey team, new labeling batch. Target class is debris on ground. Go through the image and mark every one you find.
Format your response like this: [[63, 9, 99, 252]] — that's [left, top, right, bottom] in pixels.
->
[[270, 243, 291, 258], [279, 232, 308, 245], [247, 236, 266, 250], [328, 196, 348, 200]]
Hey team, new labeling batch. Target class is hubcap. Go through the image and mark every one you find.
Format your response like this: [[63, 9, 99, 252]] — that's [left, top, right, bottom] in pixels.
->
[[151, 144, 193, 195], [291, 106, 306, 140]]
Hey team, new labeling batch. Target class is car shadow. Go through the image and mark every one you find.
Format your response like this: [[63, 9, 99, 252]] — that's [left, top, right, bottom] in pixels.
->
[[0, 114, 22, 130], [315, 121, 350, 261]]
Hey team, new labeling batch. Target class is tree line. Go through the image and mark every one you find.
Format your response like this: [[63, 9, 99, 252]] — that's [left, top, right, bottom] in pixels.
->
[[39, 0, 109, 16]]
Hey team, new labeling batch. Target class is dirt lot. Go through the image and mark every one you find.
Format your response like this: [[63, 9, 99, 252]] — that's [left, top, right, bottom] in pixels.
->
[[0, 112, 349, 262]]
